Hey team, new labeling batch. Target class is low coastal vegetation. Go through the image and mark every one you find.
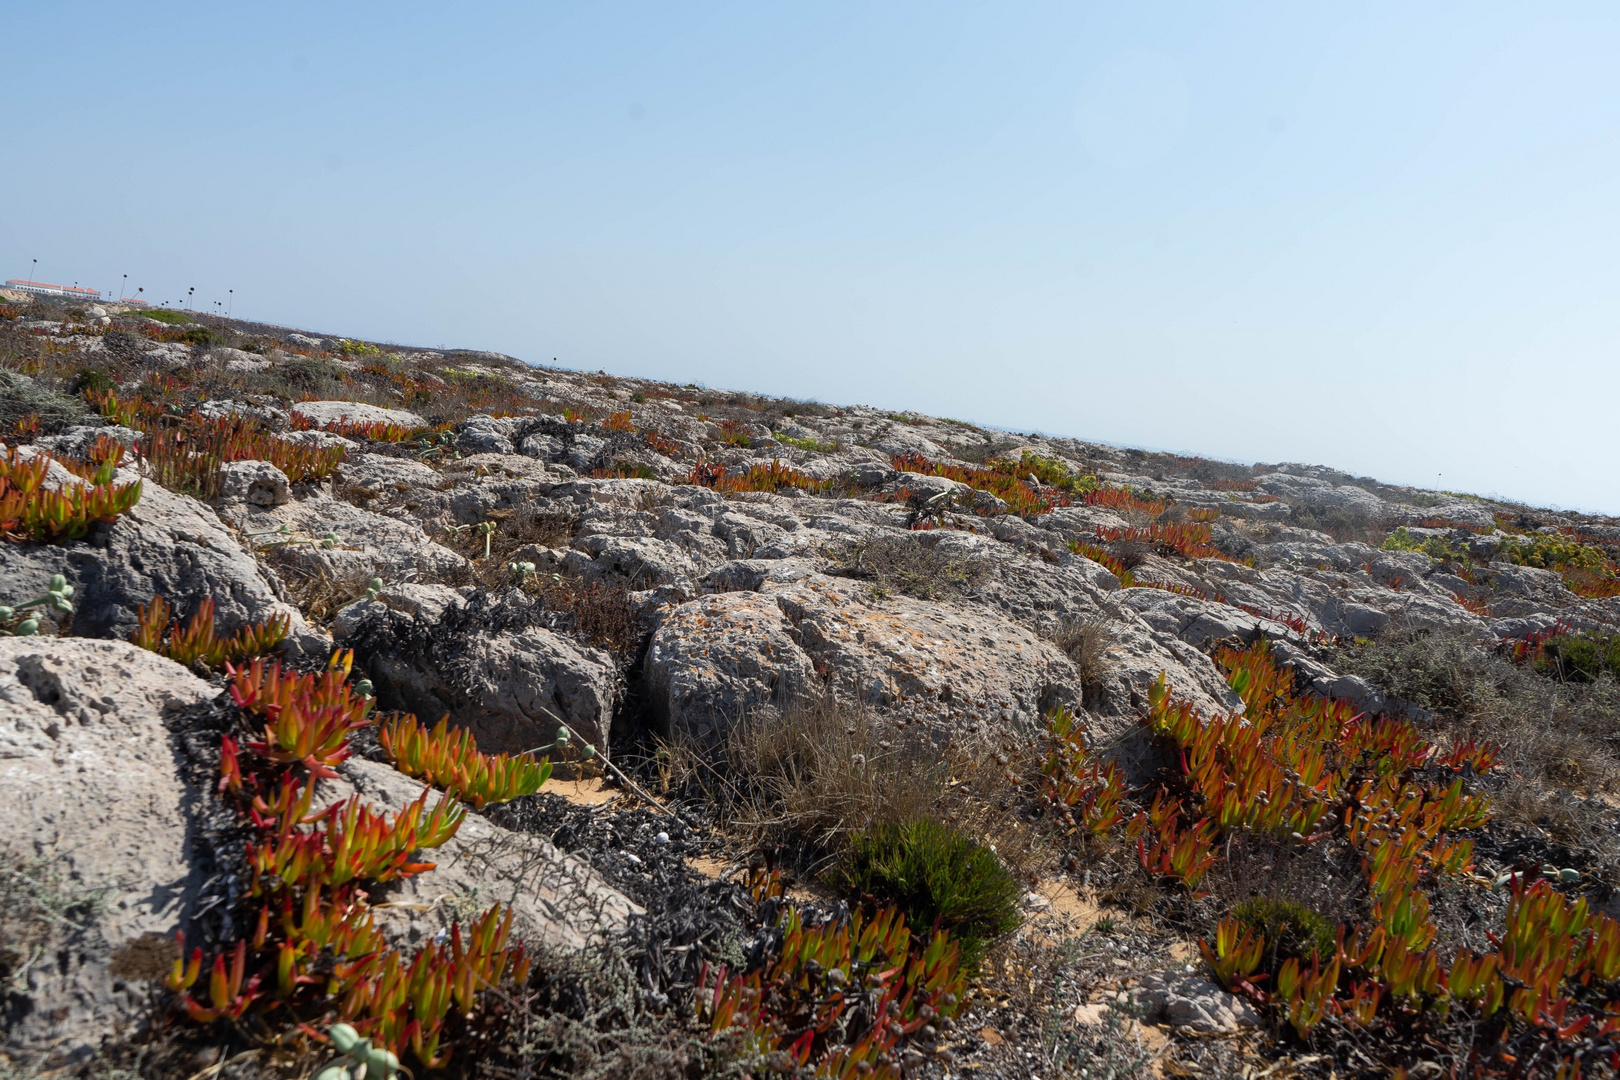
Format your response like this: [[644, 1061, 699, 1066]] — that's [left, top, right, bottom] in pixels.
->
[[2, 292, 1618, 1078]]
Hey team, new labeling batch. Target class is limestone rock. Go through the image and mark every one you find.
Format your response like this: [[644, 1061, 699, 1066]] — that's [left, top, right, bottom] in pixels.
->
[[646, 570, 1086, 744], [336, 590, 622, 757], [218, 459, 291, 506], [1137, 971, 1262, 1034], [0, 639, 215, 1062], [0, 453, 325, 659], [292, 400, 425, 428], [335, 452, 443, 507], [328, 759, 639, 951], [227, 486, 468, 585]]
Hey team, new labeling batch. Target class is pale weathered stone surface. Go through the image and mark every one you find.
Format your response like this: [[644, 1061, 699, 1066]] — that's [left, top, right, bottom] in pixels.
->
[[646, 570, 1089, 743], [336, 451, 443, 506], [218, 459, 291, 506], [0, 639, 214, 1062], [292, 400, 424, 428], [1137, 971, 1263, 1034], [228, 486, 468, 585], [645, 591, 820, 744]]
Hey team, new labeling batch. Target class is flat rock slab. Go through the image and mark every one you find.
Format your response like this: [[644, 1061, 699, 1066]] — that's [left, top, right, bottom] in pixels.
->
[[0, 639, 215, 1062], [292, 400, 425, 428]]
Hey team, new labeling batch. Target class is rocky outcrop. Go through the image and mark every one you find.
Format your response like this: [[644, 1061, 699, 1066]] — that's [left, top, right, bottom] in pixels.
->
[[0, 452, 326, 660], [0, 636, 636, 1065], [291, 400, 425, 428], [334, 586, 623, 756], [647, 570, 1088, 742], [221, 486, 469, 586]]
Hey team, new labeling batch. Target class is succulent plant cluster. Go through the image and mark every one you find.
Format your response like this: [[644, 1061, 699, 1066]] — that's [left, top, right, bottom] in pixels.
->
[[317, 418, 441, 443], [131, 594, 289, 669], [0, 441, 142, 544], [889, 452, 1070, 517], [1066, 639, 1620, 1069], [684, 458, 830, 495], [1093, 521, 1244, 563], [702, 870, 967, 1080], [378, 714, 551, 810], [169, 651, 533, 1069]]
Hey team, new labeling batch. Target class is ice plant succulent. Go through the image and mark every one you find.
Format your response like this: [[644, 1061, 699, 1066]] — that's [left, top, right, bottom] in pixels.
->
[[228, 651, 374, 777], [378, 714, 552, 809], [168, 647, 531, 1069], [702, 880, 967, 1080], [132, 594, 289, 669], [0, 445, 143, 543]]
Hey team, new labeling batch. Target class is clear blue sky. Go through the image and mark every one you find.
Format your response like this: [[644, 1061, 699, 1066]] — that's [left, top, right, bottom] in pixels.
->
[[4, 3, 1618, 513]]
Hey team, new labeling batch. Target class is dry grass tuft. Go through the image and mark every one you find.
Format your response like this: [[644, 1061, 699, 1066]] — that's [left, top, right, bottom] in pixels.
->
[[1334, 625, 1620, 873], [826, 532, 983, 600], [662, 696, 1044, 881], [1048, 612, 1118, 707]]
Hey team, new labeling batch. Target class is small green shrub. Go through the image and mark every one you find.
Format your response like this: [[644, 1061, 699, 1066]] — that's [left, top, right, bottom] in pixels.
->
[[834, 817, 1023, 968], [138, 309, 193, 325], [990, 449, 1098, 494], [774, 431, 840, 453], [1532, 632, 1620, 684], [1231, 897, 1335, 972], [1382, 526, 1467, 561], [336, 338, 383, 357], [69, 367, 115, 396], [1503, 533, 1608, 573]]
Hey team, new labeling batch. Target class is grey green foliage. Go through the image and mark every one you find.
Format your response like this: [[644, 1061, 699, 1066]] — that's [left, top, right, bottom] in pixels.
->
[[0, 369, 88, 434]]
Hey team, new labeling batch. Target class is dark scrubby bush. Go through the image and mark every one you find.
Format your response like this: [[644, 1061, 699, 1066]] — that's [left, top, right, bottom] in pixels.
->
[[68, 366, 115, 397], [1287, 503, 1385, 544], [274, 354, 348, 395], [0, 369, 88, 434], [1532, 631, 1620, 684], [834, 816, 1023, 968]]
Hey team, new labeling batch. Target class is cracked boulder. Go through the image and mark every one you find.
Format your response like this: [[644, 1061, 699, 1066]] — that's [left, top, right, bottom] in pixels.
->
[[645, 570, 1087, 745], [0, 638, 216, 1064], [334, 586, 623, 757]]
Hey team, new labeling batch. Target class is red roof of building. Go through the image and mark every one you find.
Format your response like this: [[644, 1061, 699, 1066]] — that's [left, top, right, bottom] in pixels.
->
[[5, 279, 101, 294]]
